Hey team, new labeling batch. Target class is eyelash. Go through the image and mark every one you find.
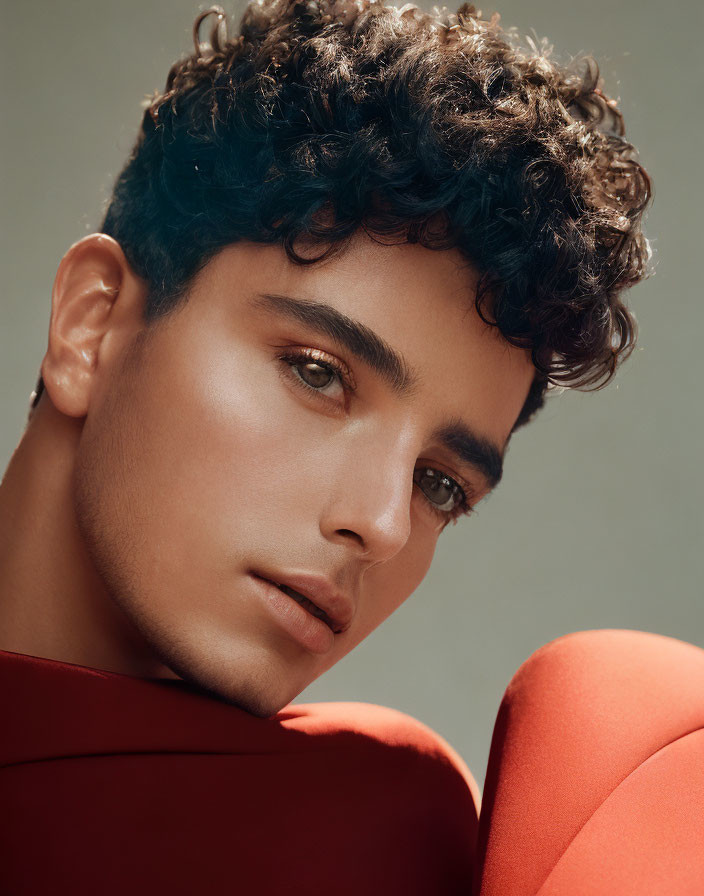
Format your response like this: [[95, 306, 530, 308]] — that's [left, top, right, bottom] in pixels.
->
[[277, 347, 477, 525]]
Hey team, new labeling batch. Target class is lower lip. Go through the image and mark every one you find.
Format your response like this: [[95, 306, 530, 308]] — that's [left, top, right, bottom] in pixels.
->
[[250, 574, 335, 655]]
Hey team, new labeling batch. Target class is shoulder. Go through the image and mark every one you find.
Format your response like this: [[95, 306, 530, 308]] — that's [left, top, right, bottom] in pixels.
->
[[280, 700, 482, 816], [283, 700, 471, 762]]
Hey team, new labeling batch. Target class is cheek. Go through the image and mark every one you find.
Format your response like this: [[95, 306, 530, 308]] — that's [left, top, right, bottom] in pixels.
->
[[80, 335, 335, 578]]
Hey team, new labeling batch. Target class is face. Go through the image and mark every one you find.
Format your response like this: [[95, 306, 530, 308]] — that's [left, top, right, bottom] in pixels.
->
[[73, 231, 535, 716]]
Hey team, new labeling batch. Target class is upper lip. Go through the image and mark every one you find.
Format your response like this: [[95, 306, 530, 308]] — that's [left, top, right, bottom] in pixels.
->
[[253, 570, 356, 635]]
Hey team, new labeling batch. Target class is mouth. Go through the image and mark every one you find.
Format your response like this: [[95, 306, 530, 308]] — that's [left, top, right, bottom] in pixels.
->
[[250, 573, 337, 656], [274, 583, 337, 631], [251, 571, 353, 636]]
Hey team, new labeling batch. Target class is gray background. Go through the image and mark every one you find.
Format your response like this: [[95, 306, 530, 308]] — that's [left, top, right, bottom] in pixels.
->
[[2, 0, 702, 789]]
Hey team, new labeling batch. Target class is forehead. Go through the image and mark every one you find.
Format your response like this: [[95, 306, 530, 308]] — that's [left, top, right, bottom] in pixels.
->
[[201, 233, 535, 447]]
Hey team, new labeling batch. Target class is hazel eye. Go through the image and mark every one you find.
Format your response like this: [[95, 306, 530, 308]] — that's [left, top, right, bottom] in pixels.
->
[[295, 360, 337, 390], [413, 467, 465, 513], [277, 347, 352, 405]]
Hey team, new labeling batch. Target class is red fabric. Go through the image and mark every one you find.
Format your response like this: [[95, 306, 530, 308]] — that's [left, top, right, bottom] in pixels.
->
[[3, 629, 703, 895], [0, 649, 479, 895], [473, 629, 704, 896]]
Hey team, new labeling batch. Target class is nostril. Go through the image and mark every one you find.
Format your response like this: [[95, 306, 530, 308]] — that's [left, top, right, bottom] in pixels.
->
[[336, 528, 365, 547]]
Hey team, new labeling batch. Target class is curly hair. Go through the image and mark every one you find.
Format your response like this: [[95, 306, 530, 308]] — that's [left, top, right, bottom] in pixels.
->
[[32, 0, 652, 429]]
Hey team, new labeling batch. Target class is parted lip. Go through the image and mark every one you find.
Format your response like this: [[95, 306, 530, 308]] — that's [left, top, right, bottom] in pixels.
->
[[252, 570, 355, 635]]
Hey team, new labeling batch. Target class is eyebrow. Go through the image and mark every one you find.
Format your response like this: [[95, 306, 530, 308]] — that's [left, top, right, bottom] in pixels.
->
[[251, 291, 505, 491], [252, 291, 417, 395]]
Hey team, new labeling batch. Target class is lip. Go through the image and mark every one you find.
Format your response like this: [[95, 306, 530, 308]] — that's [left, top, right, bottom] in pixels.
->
[[250, 573, 335, 655], [252, 570, 355, 635]]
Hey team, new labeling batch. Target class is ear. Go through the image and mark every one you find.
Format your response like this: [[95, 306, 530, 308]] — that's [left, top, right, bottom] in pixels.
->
[[40, 234, 148, 418]]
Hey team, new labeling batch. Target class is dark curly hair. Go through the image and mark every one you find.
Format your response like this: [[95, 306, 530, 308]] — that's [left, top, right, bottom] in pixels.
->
[[32, 0, 652, 429]]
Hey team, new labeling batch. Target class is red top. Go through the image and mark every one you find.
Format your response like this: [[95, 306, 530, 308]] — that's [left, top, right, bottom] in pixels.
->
[[0, 648, 480, 895]]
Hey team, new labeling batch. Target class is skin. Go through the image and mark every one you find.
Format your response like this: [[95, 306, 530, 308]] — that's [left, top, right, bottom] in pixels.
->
[[0, 230, 535, 717]]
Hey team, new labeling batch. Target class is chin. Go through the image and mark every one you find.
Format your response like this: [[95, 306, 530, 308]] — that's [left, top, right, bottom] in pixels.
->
[[125, 604, 315, 717], [160, 642, 305, 719], [193, 679, 285, 718], [203, 675, 292, 718]]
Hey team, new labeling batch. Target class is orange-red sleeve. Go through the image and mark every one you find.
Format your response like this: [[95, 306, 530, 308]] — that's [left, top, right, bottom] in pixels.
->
[[473, 629, 704, 896]]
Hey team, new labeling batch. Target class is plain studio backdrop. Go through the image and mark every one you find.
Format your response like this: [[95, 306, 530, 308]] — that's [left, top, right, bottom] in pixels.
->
[[1, 0, 702, 789]]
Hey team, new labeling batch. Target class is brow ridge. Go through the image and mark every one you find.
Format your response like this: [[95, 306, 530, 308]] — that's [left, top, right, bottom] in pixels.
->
[[432, 419, 505, 492]]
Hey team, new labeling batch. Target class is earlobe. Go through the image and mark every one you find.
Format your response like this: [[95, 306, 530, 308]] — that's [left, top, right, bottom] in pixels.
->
[[41, 234, 146, 418]]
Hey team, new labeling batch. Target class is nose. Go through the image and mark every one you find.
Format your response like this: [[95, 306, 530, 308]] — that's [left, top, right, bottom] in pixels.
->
[[319, 427, 416, 565]]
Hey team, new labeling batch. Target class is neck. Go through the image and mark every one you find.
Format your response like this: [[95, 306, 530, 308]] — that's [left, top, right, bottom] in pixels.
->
[[0, 399, 178, 678]]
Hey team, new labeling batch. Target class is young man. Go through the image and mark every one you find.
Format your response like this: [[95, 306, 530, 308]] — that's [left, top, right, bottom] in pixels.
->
[[0, 1, 654, 893]]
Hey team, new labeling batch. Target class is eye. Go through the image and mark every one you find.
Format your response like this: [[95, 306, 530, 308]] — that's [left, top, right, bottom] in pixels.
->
[[295, 359, 337, 389], [413, 466, 475, 523], [278, 347, 354, 405]]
